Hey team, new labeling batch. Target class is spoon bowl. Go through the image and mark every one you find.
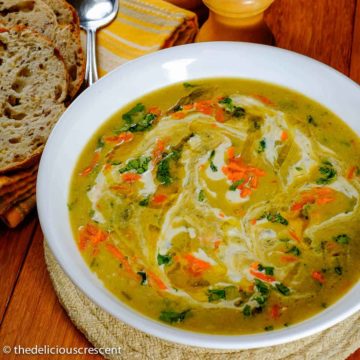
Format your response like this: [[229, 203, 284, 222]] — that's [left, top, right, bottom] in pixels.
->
[[68, 0, 119, 86]]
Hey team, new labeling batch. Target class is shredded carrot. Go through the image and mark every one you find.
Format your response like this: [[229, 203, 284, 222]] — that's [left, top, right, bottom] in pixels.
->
[[195, 100, 214, 115], [106, 244, 139, 280], [148, 106, 161, 116], [78, 223, 109, 251], [250, 219, 257, 225], [281, 131, 288, 141], [227, 146, 235, 160], [253, 94, 274, 106], [79, 151, 100, 177], [110, 184, 131, 192], [280, 255, 299, 263], [185, 254, 211, 276], [152, 138, 166, 163], [250, 268, 275, 283], [219, 212, 225, 218], [311, 271, 325, 284], [122, 173, 141, 183], [291, 187, 335, 211], [148, 271, 167, 290], [271, 304, 281, 319], [215, 106, 225, 122], [172, 111, 186, 119], [104, 131, 134, 144], [214, 239, 221, 250], [152, 193, 168, 204], [289, 230, 301, 243], [347, 166, 358, 180], [182, 104, 194, 110]]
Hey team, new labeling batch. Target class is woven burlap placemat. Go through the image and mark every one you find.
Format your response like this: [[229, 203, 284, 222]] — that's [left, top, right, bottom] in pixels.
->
[[44, 241, 360, 360]]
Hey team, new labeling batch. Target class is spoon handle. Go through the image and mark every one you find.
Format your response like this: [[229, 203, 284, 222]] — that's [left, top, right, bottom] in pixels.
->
[[85, 28, 98, 87]]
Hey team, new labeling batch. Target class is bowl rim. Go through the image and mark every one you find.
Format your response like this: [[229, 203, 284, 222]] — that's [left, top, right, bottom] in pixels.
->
[[37, 41, 360, 350]]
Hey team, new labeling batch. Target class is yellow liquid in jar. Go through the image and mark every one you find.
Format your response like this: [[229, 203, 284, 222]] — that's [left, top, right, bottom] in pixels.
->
[[196, 0, 274, 44]]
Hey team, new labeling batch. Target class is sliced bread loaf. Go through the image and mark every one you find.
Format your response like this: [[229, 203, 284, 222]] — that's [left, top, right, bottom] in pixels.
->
[[0, 26, 68, 173], [43, 0, 80, 27], [54, 24, 85, 98], [0, 0, 85, 98], [0, 0, 58, 40]]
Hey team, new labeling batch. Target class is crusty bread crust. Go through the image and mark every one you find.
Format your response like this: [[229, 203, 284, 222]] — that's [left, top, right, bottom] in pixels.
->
[[43, 0, 80, 28], [0, 26, 67, 173]]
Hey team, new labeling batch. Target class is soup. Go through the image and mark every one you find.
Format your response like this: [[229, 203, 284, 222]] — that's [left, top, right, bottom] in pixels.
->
[[69, 78, 360, 334]]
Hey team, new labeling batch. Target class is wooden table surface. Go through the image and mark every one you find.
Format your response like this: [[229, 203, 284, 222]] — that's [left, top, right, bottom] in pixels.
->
[[1, 1, 360, 359]]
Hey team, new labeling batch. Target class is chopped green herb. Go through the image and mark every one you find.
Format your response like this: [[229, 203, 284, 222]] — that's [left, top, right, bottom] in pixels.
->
[[111, 160, 122, 165], [334, 266, 343, 275], [243, 304, 252, 317], [156, 150, 180, 185], [198, 189, 205, 202], [209, 150, 218, 172], [275, 283, 290, 296], [286, 246, 301, 256], [173, 104, 183, 112], [254, 279, 269, 296], [258, 264, 274, 275], [157, 253, 172, 266], [257, 138, 266, 153], [254, 295, 267, 306], [264, 325, 274, 331], [334, 234, 350, 244], [96, 136, 105, 149], [119, 156, 151, 174], [218, 97, 246, 118], [261, 212, 289, 225], [118, 103, 157, 133], [183, 82, 196, 88], [159, 309, 190, 324], [307, 115, 317, 126], [229, 179, 244, 191], [300, 204, 311, 220], [208, 289, 226, 302], [316, 161, 337, 184], [137, 271, 147, 285], [139, 196, 150, 206], [295, 166, 303, 171], [89, 209, 95, 217]]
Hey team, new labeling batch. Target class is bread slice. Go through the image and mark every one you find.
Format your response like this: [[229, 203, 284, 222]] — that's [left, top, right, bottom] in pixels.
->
[[54, 24, 85, 98], [43, 0, 80, 27], [0, 0, 85, 98], [0, 26, 68, 173], [0, 0, 58, 40]]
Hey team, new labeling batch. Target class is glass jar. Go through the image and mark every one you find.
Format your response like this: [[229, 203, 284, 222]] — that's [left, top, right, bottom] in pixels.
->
[[196, 0, 274, 44]]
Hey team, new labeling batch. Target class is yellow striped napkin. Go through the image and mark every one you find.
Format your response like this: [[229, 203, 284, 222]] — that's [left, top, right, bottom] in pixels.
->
[[93, 0, 198, 76]]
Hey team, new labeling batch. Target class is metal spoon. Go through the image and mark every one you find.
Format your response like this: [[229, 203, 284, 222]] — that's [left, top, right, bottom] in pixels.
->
[[68, 0, 119, 87]]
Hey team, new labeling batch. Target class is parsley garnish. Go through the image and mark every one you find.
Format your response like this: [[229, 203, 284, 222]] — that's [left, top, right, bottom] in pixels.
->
[[198, 189, 205, 202], [257, 138, 266, 153], [229, 179, 244, 191], [316, 161, 337, 184], [307, 115, 317, 126], [159, 310, 190, 324], [117, 103, 157, 133], [157, 253, 172, 266], [261, 212, 289, 225], [243, 305, 251, 317], [334, 234, 350, 244], [275, 283, 290, 296], [218, 97, 246, 118], [139, 196, 150, 206], [209, 150, 218, 172], [258, 264, 274, 275], [119, 156, 151, 174], [286, 246, 301, 256], [156, 150, 180, 185], [208, 289, 226, 302], [334, 266, 343, 275], [137, 271, 147, 285]]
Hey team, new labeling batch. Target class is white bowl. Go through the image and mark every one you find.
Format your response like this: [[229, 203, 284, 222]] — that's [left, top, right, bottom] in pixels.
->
[[37, 42, 360, 349]]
